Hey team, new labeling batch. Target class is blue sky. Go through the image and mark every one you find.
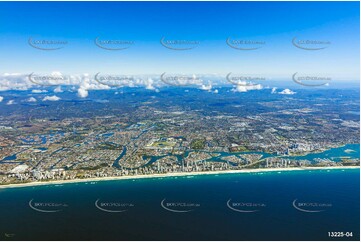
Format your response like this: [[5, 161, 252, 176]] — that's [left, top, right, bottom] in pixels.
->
[[0, 1, 359, 81]]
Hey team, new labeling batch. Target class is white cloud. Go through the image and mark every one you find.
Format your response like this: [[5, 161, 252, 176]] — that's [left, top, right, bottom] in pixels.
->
[[6, 100, 15, 105], [0, 73, 267, 96], [32, 89, 47, 93], [26, 97, 37, 102], [213, 89, 219, 94], [54, 86, 63, 93], [0, 96, 3, 102], [279, 88, 296, 95], [200, 83, 212, 91], [0, 73, 76, 91], [234, 86, 248, 92], [232, 84, 263, 93], [76, 74, 111, 98], [80, 74, 110, 90], [77, 87, 89, 98], [271, 87, 277, 94], [0, 73, 30, 91], [0, 73, 103, 94], [42, 95, 61, 101], [145, 78, 156, 90]]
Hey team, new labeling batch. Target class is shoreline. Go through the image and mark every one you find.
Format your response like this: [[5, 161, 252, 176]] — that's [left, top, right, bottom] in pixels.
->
[[0, 166, 359, 189]]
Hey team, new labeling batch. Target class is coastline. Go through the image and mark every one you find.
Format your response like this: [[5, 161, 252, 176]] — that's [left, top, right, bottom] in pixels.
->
[[0, 166, 359, 189]]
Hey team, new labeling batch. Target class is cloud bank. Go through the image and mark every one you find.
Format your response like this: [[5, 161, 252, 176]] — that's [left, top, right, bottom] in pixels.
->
[[43, 95, 61, 101], [279, 88, 296, 95]]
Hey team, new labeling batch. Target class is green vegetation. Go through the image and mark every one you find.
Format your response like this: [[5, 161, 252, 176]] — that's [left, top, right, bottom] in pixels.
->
[[190, 138, 205, 150], [229, 146, 249, 152], [151, 141, 175, 148], [98, 142, 121, 150], [77, 163, 109, 170]]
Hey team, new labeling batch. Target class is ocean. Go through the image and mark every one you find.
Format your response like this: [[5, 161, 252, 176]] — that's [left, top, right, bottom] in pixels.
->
[[0, 169, 359, 241]]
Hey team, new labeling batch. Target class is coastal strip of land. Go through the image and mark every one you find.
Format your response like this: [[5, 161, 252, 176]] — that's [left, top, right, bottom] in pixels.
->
[[0, 166, 359, 189]]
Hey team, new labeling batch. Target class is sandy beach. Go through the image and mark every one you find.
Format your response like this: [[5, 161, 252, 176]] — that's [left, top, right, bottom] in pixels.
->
[[0, 166, 359, 189]]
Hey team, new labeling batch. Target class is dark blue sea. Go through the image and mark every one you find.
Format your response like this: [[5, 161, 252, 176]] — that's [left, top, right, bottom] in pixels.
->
[[0, 169, 359, 241]]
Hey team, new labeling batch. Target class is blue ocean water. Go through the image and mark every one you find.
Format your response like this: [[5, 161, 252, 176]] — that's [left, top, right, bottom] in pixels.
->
[[0, 169, 359, 241]]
